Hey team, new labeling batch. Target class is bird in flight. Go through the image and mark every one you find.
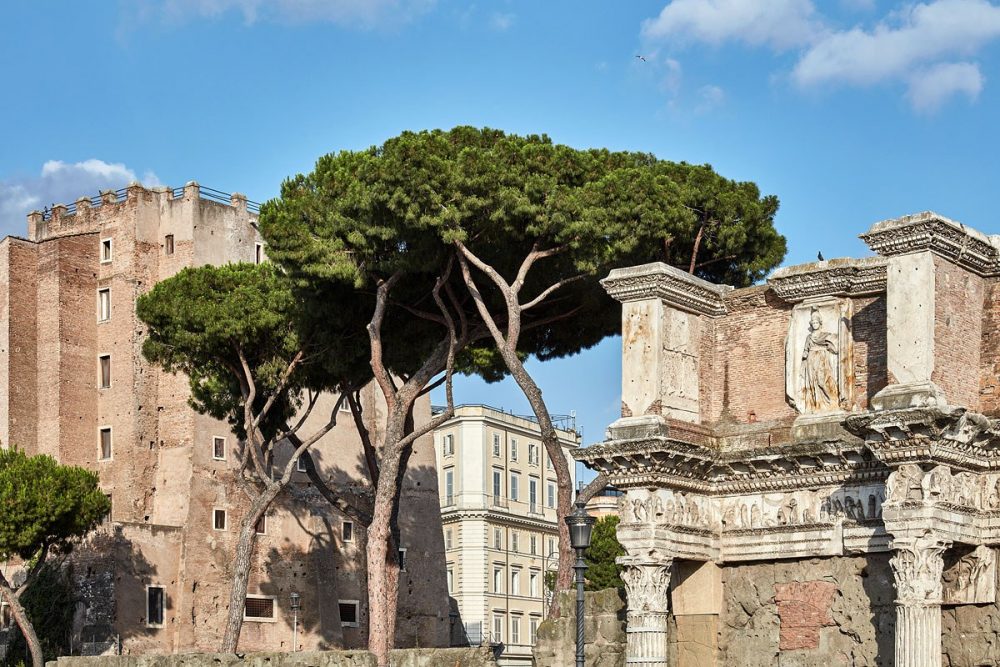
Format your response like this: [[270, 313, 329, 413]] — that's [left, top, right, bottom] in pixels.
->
[[635, 55, 647, 62]]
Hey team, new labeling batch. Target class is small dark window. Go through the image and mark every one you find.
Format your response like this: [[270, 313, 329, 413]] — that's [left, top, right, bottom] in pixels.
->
[[165, 235, 174, 255], [343, 521, 354, 543], [244, 597, 274, 619], [296, 452, 310, 473], [398, 548, 407, 572], [147, 586, 165, 626], [99, 427, 112, 460], [339, 601, 359, 627], [255, 243, 263, 264], [99, 355, 111, 389], [255, 515, 266, 535], [213, 509, 227, 530], [100, 239, 112, 263], [213, 436, 226, 460]]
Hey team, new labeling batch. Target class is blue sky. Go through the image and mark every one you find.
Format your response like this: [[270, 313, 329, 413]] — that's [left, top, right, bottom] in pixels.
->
[[4, 0, 1000, 480]]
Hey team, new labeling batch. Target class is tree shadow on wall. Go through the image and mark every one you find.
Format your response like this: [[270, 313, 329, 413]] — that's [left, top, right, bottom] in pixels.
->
[[66, 525, 159, 654]]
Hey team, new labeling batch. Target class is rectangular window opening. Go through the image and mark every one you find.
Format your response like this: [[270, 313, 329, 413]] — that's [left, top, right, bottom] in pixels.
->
[[99, 355, 111, 389], [398, 547, 407, 572], [165, 234, 174, 255], [296, 452, 310, 473], [213, 509, 227, 531], [255, 514, 266, 535], [146, 586, 165, 627], [255, 243, 263, 264], [99, 427, 112, 461], [343, 520, 354, 543], [100, 238, 113, 263], [98, 288, 111, 322], [213, 436, 226, 461], [244, 596, 275, 621], [339, 600, 359, 627]]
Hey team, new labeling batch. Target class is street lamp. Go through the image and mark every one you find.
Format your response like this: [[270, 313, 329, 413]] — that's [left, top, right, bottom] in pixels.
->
[[290, 592, 301, 651], [565, 501, 595, 667]]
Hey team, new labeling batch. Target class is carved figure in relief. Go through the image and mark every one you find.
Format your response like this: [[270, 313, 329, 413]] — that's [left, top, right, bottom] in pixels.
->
[[923, 465, 953, 502], [943, 545, 996, 605], [800, 308, 841, 412], [886, 464, 924, 503]]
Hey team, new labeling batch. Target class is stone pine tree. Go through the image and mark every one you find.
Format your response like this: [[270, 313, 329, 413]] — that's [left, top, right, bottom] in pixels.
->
[[261, 169, 478, 667], [0, 449, 110, 667], [416, 127, 785, 610], [584, 516, 625, 592], [259, 126, 785, 662], [136, 263, 375, 652]]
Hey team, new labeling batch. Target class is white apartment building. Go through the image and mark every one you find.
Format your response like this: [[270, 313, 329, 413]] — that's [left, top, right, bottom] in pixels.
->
[[433, 404, 579, 666]]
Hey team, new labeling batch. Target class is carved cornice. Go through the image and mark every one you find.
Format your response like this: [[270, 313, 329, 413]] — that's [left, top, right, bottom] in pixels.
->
[[768, 257, 888, 303], [575, 435, 889, 494], [601, 262, 732, 317], [860, 211, 1000, 277], [846, 406, 1000, 471]]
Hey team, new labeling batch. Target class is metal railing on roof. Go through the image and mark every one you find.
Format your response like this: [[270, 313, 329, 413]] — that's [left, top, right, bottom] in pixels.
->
[[41, 184, 261, 221], [431, 403, 579, 435]]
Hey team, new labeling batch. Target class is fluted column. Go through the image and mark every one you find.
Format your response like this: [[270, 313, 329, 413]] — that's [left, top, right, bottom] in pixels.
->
[[889, 533, 950, 667], [619, 554, 672, 666]]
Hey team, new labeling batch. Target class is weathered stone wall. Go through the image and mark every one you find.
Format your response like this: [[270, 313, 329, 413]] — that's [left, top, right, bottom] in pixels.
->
[[532, 589, 627, 667], [720, 555, 895, 667], [46, 647, 496, 667]]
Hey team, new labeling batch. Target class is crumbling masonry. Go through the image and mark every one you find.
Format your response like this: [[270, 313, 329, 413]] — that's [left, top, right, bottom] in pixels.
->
[[0, 183, 448, 655], [576, 212, 1000, 666]]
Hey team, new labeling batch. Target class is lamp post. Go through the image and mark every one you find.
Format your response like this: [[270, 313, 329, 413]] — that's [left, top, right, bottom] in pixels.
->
[[290, 592, 301, 651], [565, 501, 595, 667]]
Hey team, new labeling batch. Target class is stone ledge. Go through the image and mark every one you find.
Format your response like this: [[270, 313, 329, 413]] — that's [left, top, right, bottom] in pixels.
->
[[860, 210, 1000, 276], [601, 262, 732, 316], [768, 256, 887, 303]]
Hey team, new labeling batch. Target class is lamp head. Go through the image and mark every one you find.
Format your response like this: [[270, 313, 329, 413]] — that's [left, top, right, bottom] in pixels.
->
[[565, 501, 596, 550]]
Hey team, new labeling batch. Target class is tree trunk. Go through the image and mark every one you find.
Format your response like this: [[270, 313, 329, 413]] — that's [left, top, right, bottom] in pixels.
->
[[0, 574, 43, 667], [221, 486, 279, 652], [495, 348, 576, 616], [367, 427, 405, 667], [366, 482, 399, 667]]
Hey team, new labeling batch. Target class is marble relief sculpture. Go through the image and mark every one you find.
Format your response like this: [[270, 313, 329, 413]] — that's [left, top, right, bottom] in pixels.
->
[[801, 308, 840, 412]]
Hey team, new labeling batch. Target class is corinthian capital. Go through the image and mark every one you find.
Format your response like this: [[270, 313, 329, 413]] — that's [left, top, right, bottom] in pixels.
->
[[890, 532, 951, 605], [618, 553, 673, 614]]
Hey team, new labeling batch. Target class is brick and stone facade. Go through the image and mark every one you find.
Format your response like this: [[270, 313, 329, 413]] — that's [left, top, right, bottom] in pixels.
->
[[577, 211, 1000, 666], [0, 183, 449, 655]]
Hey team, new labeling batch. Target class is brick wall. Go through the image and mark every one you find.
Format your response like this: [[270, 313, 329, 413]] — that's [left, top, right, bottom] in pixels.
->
[[932, 257, 985, 408]]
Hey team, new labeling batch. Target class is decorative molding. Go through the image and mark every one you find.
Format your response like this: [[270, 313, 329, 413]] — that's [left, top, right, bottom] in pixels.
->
[[846, 406, 1000, 471], [860, 211, 1000, 277], [769, 257, 888, 302], [601, 262, 732, 317]]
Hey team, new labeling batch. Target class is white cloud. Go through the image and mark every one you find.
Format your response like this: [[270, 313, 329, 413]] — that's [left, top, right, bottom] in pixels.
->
[[792, 0, 1000, 88], [489, 12, 515, 31], [642, 0, 999, 112], [136, 0, 436, 29], [0, 160, 159, 238], [906, 61, 984, 111], [641, 0, 821, 51], [662, 57, 683, 94], [695, 84, 726, 112]]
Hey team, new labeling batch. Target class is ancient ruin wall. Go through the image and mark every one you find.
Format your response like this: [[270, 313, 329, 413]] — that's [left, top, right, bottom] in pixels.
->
[[720, 555, 896, 667]]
